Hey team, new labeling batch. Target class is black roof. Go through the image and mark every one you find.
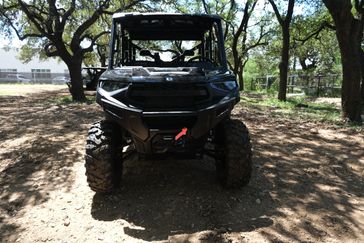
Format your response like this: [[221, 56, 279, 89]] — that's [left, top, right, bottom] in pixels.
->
[[112, 12, 221, 20], [112, 13, 221, 40]]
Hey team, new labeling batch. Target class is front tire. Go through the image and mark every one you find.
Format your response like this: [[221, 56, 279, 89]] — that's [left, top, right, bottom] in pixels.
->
[[85, 121, 122, 193], [216, 119, 252, 188]]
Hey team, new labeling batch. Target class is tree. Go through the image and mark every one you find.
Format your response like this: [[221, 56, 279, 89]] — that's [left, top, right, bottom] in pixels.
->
[[0, 0, 144, 101], [356, 1, 364, 102], [192, 0, 268, 90], [292, 9, 340, 75], [229, 0, 270, 91], [322, 0, 362, 123], [361, 29, 364, 102], [268, 0, 295, 101], [83, 16, 113, 68]]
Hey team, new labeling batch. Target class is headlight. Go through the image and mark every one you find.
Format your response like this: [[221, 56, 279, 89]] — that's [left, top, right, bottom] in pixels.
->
[[100, 80, 129, 91], [211, 81, 238, 91]]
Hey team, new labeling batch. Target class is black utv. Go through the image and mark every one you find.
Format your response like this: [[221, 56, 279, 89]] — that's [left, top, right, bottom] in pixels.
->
[[85, 13, 252, 193]]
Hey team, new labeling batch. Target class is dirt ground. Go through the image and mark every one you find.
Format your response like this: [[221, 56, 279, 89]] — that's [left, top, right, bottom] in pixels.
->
[[0, 85, 363, 243]]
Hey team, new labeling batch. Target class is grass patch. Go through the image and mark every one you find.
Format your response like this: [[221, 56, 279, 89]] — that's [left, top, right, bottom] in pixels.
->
[[240, 94, 342, 124], [52, 95, 73, 105], [50, 94, 96, 105]]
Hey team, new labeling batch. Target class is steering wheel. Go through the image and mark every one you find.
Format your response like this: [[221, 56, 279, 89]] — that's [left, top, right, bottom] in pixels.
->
[[187, 56, 215, 64], [172, 53, 185, 63]]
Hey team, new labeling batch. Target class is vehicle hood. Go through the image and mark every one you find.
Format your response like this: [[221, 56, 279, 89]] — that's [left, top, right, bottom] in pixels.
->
[[100, 66, 233, 83]]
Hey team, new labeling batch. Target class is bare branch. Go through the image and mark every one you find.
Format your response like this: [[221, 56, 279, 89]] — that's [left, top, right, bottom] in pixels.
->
[[102, 0, 145, 15], [0, 10, 45, 40], [227, 60, 233, 70], [62, 0, 76, 26], [268, 0, 295, 27], [267, 0, 283, 25], [81, 31, 110, 54], [1, 3, 19, 11], [231, 0, 258, 73], [295, 21, 336, 44], [221, 1, 238, 40], [202, 0, 209, 14], [17, 0, 49, 38], [44, 42, 60, 57], [71, 0, 110, 52], [286, 0, 295, 25]]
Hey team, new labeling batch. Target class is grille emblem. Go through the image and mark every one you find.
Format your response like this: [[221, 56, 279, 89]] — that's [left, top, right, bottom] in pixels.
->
[[165, 77, 173, 82]]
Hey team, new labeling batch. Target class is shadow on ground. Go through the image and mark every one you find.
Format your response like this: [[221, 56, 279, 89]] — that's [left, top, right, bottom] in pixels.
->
[[1, 89, 363, 242], [91, 103, 364, 242], [235, 104, 364, 242], [91, 157, 275, 241], [0, 90, 101, 242]]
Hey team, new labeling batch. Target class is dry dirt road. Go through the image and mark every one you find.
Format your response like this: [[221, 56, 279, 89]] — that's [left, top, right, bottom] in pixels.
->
[[0, 85, 363, 243]]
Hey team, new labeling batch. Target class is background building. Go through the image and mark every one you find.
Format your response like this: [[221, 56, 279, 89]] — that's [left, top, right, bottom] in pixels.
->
[[0, 47, 68, 82]]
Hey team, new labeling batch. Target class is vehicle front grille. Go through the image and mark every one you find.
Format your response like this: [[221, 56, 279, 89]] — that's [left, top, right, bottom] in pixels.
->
[[127, 83, 209, 111], [143, 115, 197, 129]]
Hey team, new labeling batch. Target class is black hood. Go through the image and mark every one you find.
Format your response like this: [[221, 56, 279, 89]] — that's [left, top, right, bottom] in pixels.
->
[[100, 67, 232, 83]]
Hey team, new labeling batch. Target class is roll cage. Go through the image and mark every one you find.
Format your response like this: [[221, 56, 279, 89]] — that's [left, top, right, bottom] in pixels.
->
[[108, 13, 228, 70]]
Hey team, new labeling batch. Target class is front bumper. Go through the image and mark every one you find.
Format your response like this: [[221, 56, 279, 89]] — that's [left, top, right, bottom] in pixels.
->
[[97, 88, 237, 154]]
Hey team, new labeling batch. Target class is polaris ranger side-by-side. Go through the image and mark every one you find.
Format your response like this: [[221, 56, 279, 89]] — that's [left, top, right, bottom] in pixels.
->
[[85, 13, 252, 193]]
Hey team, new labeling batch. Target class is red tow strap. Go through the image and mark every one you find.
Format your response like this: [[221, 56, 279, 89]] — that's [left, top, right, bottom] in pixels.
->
[[175, 127, 188, 141]]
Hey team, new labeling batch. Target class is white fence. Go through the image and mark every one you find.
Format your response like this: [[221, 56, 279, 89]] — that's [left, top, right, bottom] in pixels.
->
[[0, 72, 69, 84]]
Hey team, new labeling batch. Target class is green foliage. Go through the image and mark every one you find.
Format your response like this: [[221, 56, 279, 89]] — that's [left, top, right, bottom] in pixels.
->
[[0, 0, 157, 101], [160, 0, 271, 89], [292, 7, 341, 75], [52, 95, 74, 105], [0, 0, 150, 65], [240, 93, 342, 123], [242, 0, 343, 95]]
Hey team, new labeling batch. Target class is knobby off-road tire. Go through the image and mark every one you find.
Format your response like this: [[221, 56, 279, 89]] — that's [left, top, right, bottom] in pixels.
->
[[85, 121, 122, 193], [216, 119, 252, 188]]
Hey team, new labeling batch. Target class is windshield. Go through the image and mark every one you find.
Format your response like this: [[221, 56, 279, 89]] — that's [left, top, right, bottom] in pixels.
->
[[111, 16, 225, 69]]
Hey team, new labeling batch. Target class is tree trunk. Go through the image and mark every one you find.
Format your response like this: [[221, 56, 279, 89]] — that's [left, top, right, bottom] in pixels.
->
[[323, 0, 362, 123], [67, 59, 86, 102], [238, 68, 244, 91], [336, 22, 362, 122], [278, 27, 290, 101], [361, 51, 364, 102], [268, 0, 294, 101], [97, 45, 107, 67], [362, 73, 364, 103], [100, 55, 107, 67], [359, 13, 364, 104], [339, 46, 362, 122]]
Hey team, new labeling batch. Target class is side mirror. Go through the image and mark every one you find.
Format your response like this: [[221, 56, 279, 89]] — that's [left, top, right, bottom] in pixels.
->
[[140, 49, 152, 56], [183, 50, 194, 56]]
